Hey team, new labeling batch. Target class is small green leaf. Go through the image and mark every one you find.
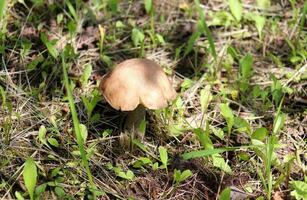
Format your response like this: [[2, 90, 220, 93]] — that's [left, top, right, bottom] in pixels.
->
[[23, 158, 37, 200], [115, 20, 125, 28], [228, 0, 242, 21], [79, 124, 88, 143], [179, 169, 192, 182], [133, 157, 152, 168], [80, 64, 92, 87], [107, 0, 118, 13], [126, 170, 135, 180], [131, 28, 145, 47], [212, 154, 232, 174], [200, 85, 212, 113], [252, 127, 268, 141], [38, 125, 49, 147], [234, 117, 251, 134], [152, 162, 159, 170], [273, 113, 286, 135], [40, 33, 58, 58], [35, 183, 47, 196], [156, 34, 165, 45], [55, 186, 66, 198], [173, 169, 192, 184], [219, 187, 231, 200], [48, 138, 59, 148], [159, 146, 168, 169], [240, 54, 253, 79], [253, 15, 265, 39], [194, 127, 213, 150], [219, 103, 234, 134], [15, 191, 25, 200]]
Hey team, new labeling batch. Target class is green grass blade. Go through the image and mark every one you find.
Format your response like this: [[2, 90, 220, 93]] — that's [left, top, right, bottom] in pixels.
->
[[0, 0, 6, 20], [194, 0, 217, 61], [298, 1, 307, 39], [61, 54, 96, 192]]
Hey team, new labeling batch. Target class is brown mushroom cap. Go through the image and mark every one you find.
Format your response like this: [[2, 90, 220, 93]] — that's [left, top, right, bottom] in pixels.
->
[[100, 58, 177, 111]]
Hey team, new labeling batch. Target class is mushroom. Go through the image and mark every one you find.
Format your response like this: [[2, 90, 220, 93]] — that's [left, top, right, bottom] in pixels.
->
[[99, 58, 177, 146]]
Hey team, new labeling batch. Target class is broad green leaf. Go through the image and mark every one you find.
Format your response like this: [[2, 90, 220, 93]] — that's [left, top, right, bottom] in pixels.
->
[[159, 146, 168, 169], [240, 54, 253, 80], [126, 170, 135, 180], [40, 33, 58, 58], [107, 0, 118, 13], [115, 20, 125, 28], [79, 124, 88, 143], [228, 0, 242, 21], [290, 180, 307, 200], [173, 169, 181, 183], [252, 127, 268, 141], [173, 169, 192, 184], [200, 85, 212, 113], [194, 127, 213, 150], [23, 158, 37, 200], [38, 125, 49, 147], [35, 183, 47, 196], [80, 64, 92, 86], [219, 103, 234, 120], [212, 154, 232, 174], [219, 187, 231, 200], [273, 113, 286, 135], [219, 103, 234, 134], [156, 34, 165, 45], [179, 169, 192, 182], [211, 127, 225, 140], [48, 138, 59, 148], [144, 0, 152, 14], [152, 162, 159, 170], [55, 186, 66, 198], [253, 15, 266, 39], [271, 75, 283, 106], [180, 78, 194, 90], [133, 157, 152, 168], [131, 28, 145, 47], [234, 117, 251, 134]]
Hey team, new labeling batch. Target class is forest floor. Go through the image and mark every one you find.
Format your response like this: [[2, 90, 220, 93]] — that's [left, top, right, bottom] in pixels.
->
[[0, 0, 306, 199]]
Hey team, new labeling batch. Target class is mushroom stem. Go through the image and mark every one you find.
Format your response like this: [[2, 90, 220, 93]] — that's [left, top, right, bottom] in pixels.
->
[[124, 104, 146, 137]]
